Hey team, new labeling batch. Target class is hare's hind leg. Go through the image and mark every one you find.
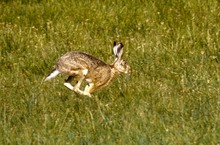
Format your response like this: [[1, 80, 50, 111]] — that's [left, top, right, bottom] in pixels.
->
[[64, 70, 87, 96], [64, 76, 74, 90], [83, 82, 95, 97]]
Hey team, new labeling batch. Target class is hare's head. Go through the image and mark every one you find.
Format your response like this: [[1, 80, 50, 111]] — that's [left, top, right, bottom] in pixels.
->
[[112, 41, 131, 74]]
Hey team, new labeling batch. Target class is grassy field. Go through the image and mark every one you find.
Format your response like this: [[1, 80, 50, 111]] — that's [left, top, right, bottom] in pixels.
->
[[0, 0, 219, 144]]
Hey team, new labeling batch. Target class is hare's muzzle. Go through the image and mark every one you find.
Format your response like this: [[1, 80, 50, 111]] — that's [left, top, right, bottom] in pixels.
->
[[125, 65, 131, 74]]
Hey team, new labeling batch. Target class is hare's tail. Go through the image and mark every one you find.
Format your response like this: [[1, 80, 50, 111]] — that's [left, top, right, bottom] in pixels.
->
[[45, 69, 60, 81]]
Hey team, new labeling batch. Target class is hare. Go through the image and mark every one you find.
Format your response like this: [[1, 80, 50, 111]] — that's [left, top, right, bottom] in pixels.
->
[[45, 41, 131, 97]]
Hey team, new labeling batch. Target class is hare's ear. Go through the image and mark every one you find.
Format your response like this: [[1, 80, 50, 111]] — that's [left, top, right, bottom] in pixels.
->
[[113, 42, 124, 59]]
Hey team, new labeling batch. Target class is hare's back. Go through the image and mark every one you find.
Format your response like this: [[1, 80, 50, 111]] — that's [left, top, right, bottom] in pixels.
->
[[56, 51, 107, 73]]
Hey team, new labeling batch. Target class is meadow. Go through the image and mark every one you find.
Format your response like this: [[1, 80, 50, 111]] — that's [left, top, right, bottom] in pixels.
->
[[0, 0, 219, 144]]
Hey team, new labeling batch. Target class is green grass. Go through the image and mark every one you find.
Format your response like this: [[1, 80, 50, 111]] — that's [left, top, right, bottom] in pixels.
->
[[0, 0, 219, 144]]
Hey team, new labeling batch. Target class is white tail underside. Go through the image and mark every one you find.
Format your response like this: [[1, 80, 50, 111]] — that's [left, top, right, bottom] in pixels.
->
[[45, 69, 60, 81]]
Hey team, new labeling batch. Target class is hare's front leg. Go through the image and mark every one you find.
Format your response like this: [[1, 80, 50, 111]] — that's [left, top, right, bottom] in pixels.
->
[[83, 82, 95, 97]]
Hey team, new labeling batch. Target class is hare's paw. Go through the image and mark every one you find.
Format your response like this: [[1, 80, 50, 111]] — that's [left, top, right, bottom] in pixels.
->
[[74, 88, 91, 97], [64, 83, 91, 97], [64, 82, 74, 90], [72, 87, 83, 95], [83, 91, 92, 97]]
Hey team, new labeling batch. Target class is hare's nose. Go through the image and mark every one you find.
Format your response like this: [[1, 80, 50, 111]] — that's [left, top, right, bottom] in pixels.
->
[[128, 68, 132, 73], [126, 66, 132, 74]]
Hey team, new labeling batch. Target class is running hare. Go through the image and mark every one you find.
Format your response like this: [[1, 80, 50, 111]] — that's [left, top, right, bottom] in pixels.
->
[[45, 41, 131, 97]]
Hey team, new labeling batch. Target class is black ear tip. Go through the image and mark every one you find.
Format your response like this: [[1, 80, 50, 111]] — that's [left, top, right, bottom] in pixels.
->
[[120, 43, 124, 47], [113, 41, 117, 46]]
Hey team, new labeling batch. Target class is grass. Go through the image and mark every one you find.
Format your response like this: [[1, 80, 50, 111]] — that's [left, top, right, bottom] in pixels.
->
[[0, 0, 220, 144]]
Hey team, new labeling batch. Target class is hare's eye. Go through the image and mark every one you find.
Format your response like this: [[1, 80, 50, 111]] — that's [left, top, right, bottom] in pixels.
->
[[121, 60, 125, 65]]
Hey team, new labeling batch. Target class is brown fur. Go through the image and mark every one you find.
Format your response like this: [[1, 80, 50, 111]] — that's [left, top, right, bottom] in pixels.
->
[[45, 42, 130, 97]]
